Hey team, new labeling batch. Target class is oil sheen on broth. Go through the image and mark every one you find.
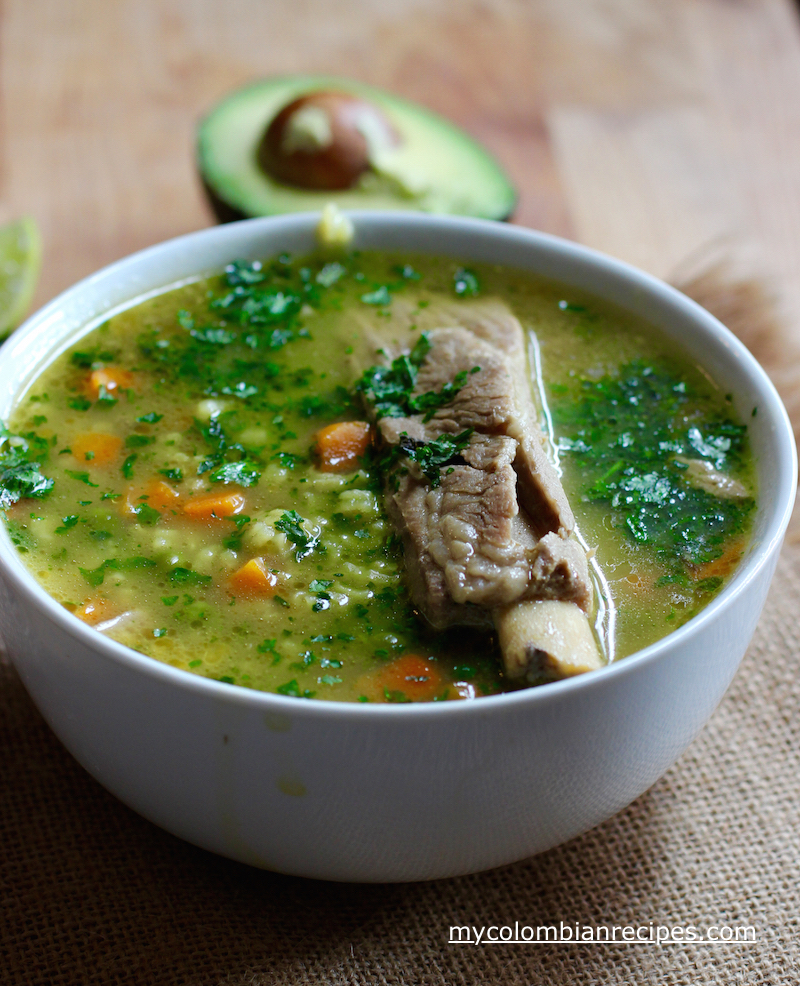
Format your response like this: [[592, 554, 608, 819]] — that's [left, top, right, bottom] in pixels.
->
[[1, 252, 755, 702]]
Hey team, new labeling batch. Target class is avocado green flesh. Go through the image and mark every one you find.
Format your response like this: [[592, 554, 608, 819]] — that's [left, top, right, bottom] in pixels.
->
[[198, 75, 517, 220]]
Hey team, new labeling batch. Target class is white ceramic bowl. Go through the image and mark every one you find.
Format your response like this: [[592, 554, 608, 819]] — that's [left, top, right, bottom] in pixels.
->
[[0, 213, 794, 882]]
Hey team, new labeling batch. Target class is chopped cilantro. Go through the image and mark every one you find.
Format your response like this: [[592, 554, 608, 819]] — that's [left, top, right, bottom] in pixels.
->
[[453, 268, 480, 297], [121, 454, 137, 479], [64, 469, 99, 487], [0, 460, 54, 506], [95, 385, 118, 408], [310, 576, 332, 612], [361, 285, 392, 306], [132, 502, 160, 525], [168, 567, 212, 585], [316, 262, 347, 287], [137, 412, 163, 423], [159, 467, 183, 482], [70, 348, 115, 368], [397, 428, 474, 487], [257, 638, 278, 654], [55, 515, 79, 533], [0, 426, 55, 507], [6, 520, 35, 553], [356, 332, 474, 421], [209, 459, 261, 486], [125, 434, 155, 448], [272, 451, 303, 469], [356, 333, 430, 417], [190, 326, 237, 345], [308, 579, 333, 592], [383, 687, 411, 703], [553, 360, 754, 578], [319, 657, 343, 669], [79, 556, 156, 586], [275, 509, 318, 560]]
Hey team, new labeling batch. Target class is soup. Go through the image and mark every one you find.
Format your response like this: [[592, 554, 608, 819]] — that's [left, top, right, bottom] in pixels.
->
[[0, 250, 755, 701]]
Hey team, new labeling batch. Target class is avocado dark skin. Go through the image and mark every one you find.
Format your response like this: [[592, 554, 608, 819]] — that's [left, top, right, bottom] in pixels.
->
[[202, 178, 250, 224]]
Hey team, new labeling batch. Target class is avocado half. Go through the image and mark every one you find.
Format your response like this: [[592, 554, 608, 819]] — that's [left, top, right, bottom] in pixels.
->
[[197, 75, 517, 222]]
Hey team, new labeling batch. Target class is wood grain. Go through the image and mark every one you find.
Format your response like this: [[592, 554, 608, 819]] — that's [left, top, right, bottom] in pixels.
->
[[0, 0, 799, 361]]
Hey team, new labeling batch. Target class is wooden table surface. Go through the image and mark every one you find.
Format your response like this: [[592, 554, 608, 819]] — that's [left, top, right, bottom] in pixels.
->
[[5, 0, 800, 347]]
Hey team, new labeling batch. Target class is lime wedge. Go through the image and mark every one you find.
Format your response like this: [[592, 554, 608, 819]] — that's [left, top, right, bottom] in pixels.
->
[[0, 216, 41, 341]]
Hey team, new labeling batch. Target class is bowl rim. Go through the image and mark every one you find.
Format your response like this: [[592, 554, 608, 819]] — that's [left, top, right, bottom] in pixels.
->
[[0, 210, 795, 721]]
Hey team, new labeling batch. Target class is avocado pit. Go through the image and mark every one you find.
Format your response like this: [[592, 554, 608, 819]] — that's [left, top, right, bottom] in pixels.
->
[[258, 91, 400, 191]]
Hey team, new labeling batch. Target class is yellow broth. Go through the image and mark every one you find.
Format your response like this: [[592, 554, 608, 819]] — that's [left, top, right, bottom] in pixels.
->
[[2, 251, 755, 700]]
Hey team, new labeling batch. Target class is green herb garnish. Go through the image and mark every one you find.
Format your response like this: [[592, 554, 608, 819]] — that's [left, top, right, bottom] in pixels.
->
[[132, 502, 160, 525], [208, 459, 261, 487], [356, 332, 476, 422], [275, 509, 318, 560], [168, 567, 212, 585], [453, 268, 480, 297], [159, 467, 183, 482], [79, 556, 156, 587], [397, 428, 474, 487], [125, 434, 155, 448], [64, 469, 99, 488], [553, 361, 754, 578]]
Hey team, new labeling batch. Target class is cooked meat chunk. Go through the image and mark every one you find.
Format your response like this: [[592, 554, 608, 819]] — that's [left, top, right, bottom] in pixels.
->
[[364, 299, 601, 679], [385, 442, 593, 629], [385, 434, 532, 628], [528, 533, 593, 612], [678, 457, 750, 498], [415, 299, 575, 536]]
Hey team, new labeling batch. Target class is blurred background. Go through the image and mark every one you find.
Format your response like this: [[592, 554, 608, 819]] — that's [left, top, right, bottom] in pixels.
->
[[6, 0, 800, 332]]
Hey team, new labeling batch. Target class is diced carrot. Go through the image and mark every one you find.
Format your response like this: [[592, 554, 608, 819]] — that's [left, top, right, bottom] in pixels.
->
[[315, 421, 372, 472], [144, 479, 181, 512], [121, 479, 181, 518], [71, 432, 123, 465], [86, 366, 135, 398], [358, 654, 447, 703], [693, 540, 745, 582], [182, 491, 246, 519], [229, 557, 280, 596], [75, 597, 115, 625]]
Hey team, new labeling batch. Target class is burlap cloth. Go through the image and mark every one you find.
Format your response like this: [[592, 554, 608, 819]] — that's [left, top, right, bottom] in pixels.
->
[[2, 544, 799, 984]]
